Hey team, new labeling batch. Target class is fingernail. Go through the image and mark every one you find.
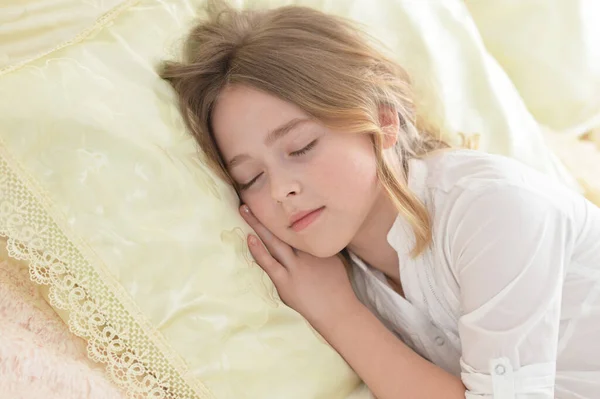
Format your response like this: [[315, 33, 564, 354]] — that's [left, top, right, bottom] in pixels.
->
[[248, 235, 257, 246], [241, 205, 251, 215]]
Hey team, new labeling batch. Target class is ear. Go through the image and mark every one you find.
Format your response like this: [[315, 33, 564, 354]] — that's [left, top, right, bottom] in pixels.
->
[[378, 105, 399, 149]]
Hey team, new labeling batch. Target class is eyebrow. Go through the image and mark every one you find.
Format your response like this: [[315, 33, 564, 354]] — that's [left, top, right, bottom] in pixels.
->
[[227, 117, 312, 169]]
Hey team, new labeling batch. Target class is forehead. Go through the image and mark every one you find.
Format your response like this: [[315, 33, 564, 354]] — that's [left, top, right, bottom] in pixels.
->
[[211, 85, 308, 154]]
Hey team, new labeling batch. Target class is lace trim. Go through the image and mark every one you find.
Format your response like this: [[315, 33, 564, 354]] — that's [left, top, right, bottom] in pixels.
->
[[0, 0, 141, 77], [0, 141, 213, 399]]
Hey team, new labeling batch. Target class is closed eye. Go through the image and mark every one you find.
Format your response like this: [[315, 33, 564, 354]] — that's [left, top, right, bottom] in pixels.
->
[[238, 140, 318, 191], [290, 139, 318, 156], [238, 172, 263, 191]]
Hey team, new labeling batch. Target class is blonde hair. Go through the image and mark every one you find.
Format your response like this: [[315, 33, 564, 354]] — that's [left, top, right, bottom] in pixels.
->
[[160, 0, 449, 256]]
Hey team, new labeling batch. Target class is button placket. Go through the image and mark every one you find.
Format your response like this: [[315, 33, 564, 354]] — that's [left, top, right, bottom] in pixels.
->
[[490, 358, 515, 397]]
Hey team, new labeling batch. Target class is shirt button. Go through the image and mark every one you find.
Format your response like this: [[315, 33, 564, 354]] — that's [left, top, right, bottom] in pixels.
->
[[434, 336, 445, 346], [494, 364, 506, 375]]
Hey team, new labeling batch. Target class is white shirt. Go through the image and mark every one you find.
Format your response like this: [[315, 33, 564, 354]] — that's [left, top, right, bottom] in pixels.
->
[[349, 149, 600, 399]]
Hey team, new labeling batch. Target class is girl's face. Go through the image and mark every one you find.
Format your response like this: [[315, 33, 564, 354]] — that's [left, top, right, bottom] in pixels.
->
[[212, 84, 385, 257]]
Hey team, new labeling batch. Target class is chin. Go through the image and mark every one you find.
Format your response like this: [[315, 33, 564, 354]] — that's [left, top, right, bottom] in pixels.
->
[[302, 240, 347, 259], [284, 221, 353, 258]]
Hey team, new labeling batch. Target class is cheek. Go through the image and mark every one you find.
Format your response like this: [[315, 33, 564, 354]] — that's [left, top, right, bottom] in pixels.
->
[[317, 141, 378, 193], [241, 193, 268, 218], [241, 193, 282, 232]]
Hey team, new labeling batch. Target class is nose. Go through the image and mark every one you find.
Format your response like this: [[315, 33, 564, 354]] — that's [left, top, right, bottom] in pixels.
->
[[270, 170, 301, 204]]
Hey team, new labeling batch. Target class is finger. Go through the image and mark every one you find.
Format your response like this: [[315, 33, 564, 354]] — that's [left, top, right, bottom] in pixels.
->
[[248, 234, 287, 284], [240, 205, 296, 265]]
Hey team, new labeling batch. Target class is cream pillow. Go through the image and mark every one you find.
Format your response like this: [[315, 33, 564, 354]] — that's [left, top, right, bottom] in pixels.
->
[[465, 0, 600, 136], [0, 2, 363, 398], [0, 0, 129, 71], [0, 0, 576, 398]]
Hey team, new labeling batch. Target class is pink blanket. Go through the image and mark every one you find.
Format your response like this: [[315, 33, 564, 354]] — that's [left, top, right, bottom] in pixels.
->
[[0, 255, 127, 399]]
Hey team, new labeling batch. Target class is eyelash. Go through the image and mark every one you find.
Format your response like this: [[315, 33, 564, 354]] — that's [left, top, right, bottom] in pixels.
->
[[238, 174, 262, 191], [237, 139, 318, 191], [290, 139, 318, 156]]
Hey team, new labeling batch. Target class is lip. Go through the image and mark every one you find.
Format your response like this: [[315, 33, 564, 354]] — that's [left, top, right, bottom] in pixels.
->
[[289, 207, 325, 232]]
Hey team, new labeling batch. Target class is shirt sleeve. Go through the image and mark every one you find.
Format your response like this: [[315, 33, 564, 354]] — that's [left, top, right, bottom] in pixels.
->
[[447, 184, 574, 398]]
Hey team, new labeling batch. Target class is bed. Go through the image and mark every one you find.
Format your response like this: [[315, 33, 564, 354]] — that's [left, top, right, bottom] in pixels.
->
[[1, 1, 599, 398]]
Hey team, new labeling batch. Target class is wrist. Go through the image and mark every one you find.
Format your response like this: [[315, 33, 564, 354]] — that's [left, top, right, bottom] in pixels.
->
[[309, 297, 368, 338]]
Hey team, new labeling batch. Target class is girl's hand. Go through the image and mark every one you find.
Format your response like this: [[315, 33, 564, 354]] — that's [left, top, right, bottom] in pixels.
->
[[240, 205, 361, 329]]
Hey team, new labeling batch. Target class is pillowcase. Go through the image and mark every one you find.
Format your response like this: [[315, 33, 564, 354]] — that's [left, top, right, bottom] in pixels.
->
[[0, 0, 129, 71], [0, 0, 576, 398], [543, 128, 600, 207], [0, 1, 362, 398], [465, 0, 600, 137]]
